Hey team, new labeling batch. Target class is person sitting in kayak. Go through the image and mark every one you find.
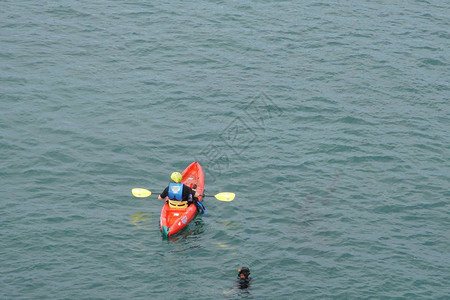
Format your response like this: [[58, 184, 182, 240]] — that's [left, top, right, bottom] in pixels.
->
[[158, 172, 200, 205], [236, 267, 252, 290]]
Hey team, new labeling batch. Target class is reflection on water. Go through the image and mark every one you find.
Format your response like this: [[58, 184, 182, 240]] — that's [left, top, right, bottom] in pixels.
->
[[129, 213, 207, 254], [211, 221, 239, 251], [215, 220, 239, 229], [215, 241, 236, 250], [130, 211, 153, 230], [165, 219, 206, 254]]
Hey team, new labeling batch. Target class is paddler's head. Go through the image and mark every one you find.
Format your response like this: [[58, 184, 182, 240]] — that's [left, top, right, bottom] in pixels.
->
[[238, 267, 250, 279], [170, 172, 182, 183]]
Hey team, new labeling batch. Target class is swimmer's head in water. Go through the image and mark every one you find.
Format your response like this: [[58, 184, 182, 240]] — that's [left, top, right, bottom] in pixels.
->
[[238, 267, 250, 279]]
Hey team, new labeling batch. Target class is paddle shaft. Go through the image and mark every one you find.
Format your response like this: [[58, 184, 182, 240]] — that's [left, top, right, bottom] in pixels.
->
[[132, 188, 234, 201]]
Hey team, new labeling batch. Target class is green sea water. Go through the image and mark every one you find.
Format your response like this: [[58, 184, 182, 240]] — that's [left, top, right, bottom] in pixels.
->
[[1, 1, 449, 299]]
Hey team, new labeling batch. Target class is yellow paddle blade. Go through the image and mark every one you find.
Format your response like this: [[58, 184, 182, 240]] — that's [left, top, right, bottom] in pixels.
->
[[132, 188, 152, 198], [214, 192, 235, 201]]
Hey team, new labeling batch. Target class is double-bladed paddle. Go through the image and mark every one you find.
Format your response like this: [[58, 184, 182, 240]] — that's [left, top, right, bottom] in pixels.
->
[[131, 188, 235, 201]]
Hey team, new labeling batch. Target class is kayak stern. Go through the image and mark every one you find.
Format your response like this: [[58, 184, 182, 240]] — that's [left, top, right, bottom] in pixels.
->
[[162, 225, 170, 237]]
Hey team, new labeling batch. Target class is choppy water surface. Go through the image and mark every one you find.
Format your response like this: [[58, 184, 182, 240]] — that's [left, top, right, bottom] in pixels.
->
[[1, 1, 449, 299]]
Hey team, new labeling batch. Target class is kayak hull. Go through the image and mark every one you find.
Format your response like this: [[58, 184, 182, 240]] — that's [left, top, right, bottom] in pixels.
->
[[159, 162, 204, 237]]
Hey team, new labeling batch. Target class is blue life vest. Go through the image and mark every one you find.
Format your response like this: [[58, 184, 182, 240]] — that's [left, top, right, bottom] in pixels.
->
[[168, 183, 184, 201]]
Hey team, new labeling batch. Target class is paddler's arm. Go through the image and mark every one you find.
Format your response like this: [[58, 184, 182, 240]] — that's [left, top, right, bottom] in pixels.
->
[[190, 187, 200, 199], [185, 185, 200, 199], [158, 187, 169, 200], [190, 184, 200, 198]]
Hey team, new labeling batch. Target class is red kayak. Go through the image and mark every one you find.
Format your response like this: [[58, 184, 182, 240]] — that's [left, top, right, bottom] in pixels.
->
[[159, 162, 204, 237]]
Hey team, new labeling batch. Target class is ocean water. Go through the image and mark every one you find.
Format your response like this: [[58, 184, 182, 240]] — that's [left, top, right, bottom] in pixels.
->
[[1, 1, 449, 299]]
